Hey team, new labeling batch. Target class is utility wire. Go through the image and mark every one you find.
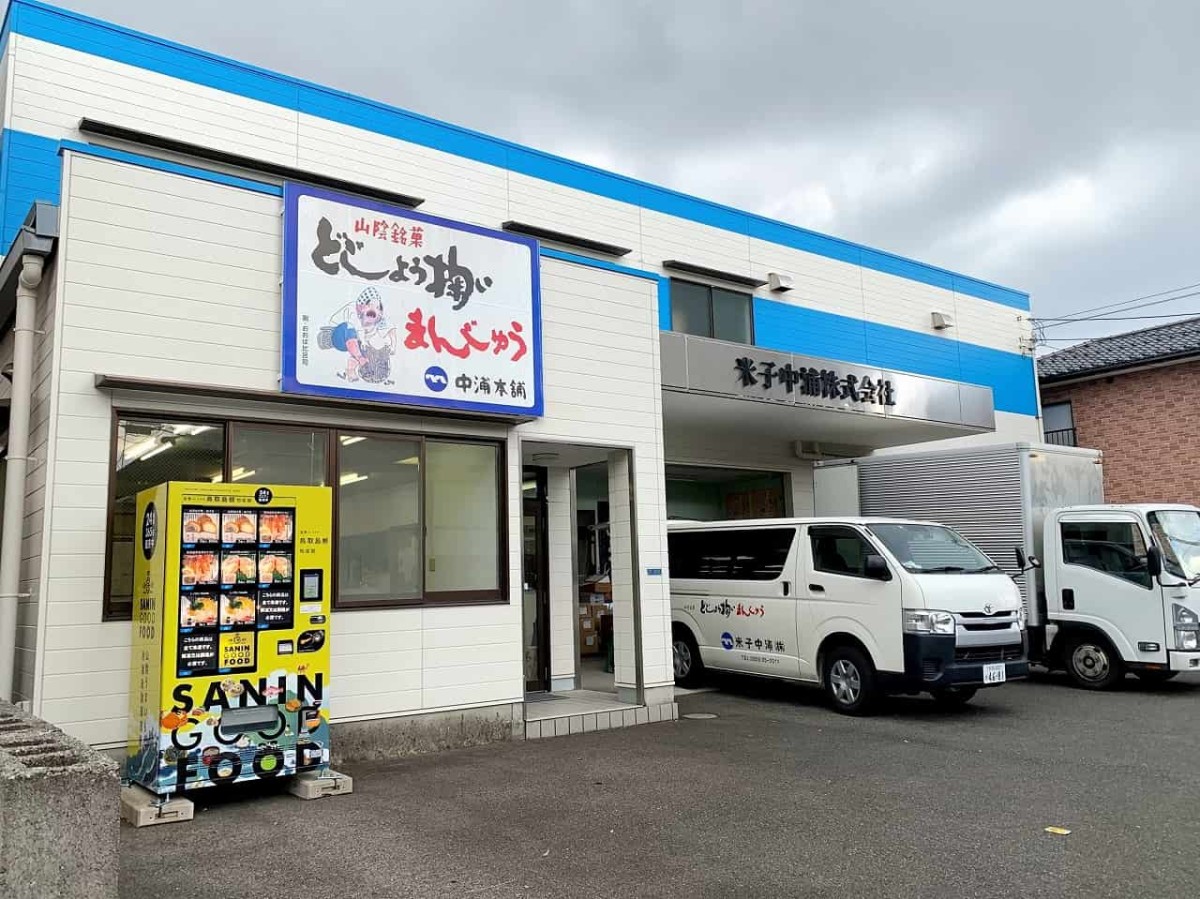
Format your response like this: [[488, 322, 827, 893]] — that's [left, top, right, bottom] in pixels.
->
[[1038, 335, 1133, 341], [1036, 279, 1200, 327], [1035, 310, 1200, 322], [1036, 288, 1200, 331]]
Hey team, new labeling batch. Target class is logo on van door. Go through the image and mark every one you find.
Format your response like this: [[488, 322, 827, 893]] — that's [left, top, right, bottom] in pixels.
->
[[700, 600, 766, 619], [721, 632, 734, 650]]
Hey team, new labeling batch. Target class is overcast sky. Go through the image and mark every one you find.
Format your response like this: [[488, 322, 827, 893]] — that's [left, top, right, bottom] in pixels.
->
[[41, 0, 1200, 349]]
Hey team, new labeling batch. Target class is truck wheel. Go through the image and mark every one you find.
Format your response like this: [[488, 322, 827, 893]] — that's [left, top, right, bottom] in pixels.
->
[[1135, 670, 1178, 685], [1064, 634, 1125, 690], [931, 686, 978, 708], [672, 628, 705, 688], [824, 645, 878, 716]]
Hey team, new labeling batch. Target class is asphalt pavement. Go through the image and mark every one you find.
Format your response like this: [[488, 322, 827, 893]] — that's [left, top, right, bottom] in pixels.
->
[[120, 670, 1200, 898]]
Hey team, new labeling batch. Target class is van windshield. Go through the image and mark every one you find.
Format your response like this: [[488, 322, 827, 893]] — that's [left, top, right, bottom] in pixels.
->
[[1148, 510, 1200, 582], [867, 523, 996, 574]]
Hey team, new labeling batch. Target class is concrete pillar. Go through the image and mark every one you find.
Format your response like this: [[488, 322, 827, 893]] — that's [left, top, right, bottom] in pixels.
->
[[607, 451, 640, 703], [546, 467, 576, 691]]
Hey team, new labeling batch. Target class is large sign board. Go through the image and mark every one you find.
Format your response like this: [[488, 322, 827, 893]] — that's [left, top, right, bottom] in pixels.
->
[[282, 184, 542, 416]]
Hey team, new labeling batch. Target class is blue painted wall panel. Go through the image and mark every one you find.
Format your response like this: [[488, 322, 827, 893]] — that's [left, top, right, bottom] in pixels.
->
[[3, 0, 1031, 310], [753, 296, 1037, 416], [862, 322, 962, 379], [753, 297, 870, 365], [0, 130, 60, 248], [959, 346, 1038, 419], [747, 217, 863, 267]]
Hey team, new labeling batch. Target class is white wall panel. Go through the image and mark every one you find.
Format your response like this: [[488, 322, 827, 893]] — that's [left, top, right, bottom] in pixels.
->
[[11, 36, 298, 165], [298, 115, 507, 228], [750, 238, 867, 320], [641, 209, 750, 275], [508, 171, 641, 252]]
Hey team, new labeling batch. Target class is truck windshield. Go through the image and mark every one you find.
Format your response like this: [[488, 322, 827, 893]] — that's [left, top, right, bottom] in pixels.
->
[[868, 523, 997, 574], [1148, 510, 1200, 582]]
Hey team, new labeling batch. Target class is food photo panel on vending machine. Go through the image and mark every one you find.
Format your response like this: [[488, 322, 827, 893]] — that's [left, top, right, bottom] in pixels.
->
[[222, 509, 258, 545]]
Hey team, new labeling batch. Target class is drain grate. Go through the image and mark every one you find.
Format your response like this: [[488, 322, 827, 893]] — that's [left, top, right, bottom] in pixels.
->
[[682, 713, 718, 720]]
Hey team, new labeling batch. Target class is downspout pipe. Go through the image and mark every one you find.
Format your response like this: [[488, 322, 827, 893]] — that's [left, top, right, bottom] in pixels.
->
[[0, 254, 44, 702]]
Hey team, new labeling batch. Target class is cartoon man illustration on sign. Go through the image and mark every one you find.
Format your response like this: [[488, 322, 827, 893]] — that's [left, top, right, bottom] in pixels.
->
[[316, 286, 397, 383]]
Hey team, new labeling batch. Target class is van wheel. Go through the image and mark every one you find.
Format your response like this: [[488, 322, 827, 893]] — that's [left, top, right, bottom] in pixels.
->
[[824, 645, 877, 715], [931, 686, 978, 708], [1064, 634, 1124, 690], [672, 629, 704, 688]]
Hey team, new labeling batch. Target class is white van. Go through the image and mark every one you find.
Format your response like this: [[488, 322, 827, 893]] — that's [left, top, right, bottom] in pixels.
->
[[668, 518, 1029, 714]]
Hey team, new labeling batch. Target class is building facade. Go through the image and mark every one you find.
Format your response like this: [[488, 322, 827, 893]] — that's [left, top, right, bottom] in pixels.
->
[[0, 0, 1039, 755], [1039, 317, 1200, 506]]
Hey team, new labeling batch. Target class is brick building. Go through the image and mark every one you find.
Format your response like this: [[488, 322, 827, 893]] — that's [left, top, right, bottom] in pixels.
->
[[1038, 317, 1200, 505]]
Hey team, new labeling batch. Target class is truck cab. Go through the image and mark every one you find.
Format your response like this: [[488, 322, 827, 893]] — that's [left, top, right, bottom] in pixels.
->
[[1037, 503, 1200, 687]]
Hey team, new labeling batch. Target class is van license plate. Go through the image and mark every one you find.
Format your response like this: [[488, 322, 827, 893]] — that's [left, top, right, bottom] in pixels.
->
[[983, 663, 1006, 685]]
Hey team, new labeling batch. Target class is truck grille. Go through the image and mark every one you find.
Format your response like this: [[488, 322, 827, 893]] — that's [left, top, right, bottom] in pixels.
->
[[954, 645, 1023, 663]]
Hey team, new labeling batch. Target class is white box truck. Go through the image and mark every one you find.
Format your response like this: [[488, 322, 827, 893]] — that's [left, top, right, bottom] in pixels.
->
[[814, 442, 1200, 689]]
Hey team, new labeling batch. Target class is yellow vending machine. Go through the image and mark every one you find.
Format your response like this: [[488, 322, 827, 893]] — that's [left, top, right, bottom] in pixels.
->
[[126, 482, 333, 795]]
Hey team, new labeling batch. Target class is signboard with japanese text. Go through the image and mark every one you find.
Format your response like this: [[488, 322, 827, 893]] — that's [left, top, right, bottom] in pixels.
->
[[659, 331, 995, 430], [282, 184, 543, 417]]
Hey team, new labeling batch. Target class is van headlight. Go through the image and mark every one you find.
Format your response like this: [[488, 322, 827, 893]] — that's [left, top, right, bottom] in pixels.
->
[[903, 609, 955, 636], [1173, 604, 1200, 651]]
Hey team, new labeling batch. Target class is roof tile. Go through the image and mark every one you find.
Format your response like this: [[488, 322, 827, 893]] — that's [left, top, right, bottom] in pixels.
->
[[1037, 315, 1200, 381]]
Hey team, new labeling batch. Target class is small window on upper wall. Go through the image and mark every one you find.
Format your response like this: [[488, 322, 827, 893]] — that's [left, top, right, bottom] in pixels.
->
[[669, 279, 753, 343]]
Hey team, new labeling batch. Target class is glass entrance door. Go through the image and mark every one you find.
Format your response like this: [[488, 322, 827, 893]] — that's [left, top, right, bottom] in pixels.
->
[[522, 468, 550, 692]]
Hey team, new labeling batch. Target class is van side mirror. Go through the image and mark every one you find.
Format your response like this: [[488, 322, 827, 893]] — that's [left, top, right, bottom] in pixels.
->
[[1147, 545, 1162, 580], [864, 553, 891, 581], [1014, 547, 1041, 572]]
